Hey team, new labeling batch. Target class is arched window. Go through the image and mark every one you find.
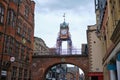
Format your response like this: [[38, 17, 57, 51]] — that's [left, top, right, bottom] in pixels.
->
[[0, 3, 4, 24]]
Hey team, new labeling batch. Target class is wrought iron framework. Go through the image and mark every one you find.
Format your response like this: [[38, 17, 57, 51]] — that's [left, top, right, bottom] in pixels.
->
[[56, 37, 72, 55]]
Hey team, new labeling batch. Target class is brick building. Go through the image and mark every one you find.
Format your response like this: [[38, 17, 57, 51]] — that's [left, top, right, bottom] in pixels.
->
[[94, 0, 120, 80], [0, 0, 35, 80], [87, 25, 103, 80], [66, 66, 80, 80]]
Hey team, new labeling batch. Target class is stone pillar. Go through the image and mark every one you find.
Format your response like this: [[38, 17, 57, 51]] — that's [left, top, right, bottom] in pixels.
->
[[107, 63, 117, 80], [116, 53, 120, 80]]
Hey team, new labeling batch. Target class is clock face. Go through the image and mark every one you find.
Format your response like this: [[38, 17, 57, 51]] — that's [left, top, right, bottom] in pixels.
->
[[61, 29, 67, 35]]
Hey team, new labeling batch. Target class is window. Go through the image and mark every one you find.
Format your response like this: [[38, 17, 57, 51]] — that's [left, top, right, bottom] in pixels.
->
[[4, 36, 10, 53], [17, 19, 22, 35], [15, 41, 20, 59], [24, 69, 28, 80], [25, 52, 29, 62], [24, 6, 29, 18], [18, 68, 23, 80], [7, 9, 16, 27], [9, 37, 14, 53], [28, 70, 32, 80], [28, 28, 32, 41], [23, 24, 27, 38], [17, 26, 21, 34], [4, 35, 8, 53], [0, 4, 4, 24], [21, 46, 25, 60], [4, 36, 15, 54], [10, 0, 19, 4], [0, 33, 2, 42], [11, 66, 17, 80]]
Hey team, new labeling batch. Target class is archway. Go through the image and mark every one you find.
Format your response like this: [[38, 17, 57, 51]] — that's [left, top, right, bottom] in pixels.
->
[[45, 63, 84, 80], [32, 55, 89, 80]]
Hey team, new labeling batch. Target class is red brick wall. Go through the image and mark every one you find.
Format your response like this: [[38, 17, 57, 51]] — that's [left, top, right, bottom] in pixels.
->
[[32, 55, 89, 80], [0, 0, 35, 79]]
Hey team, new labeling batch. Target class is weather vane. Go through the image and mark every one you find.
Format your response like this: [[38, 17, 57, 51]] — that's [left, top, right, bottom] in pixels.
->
[[63, 13, 65, 22]]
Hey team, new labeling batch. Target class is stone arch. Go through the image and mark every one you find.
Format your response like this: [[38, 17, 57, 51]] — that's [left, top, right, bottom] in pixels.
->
[[32, 55, 89, 80], [43, 61, 87, 80]]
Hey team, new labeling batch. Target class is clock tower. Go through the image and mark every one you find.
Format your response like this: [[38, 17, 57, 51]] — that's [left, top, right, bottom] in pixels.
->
[[56, 14, 72, 54]]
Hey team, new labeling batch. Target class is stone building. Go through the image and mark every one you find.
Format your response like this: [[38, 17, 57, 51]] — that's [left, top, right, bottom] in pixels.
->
[[0, 0, 35, 80], [33, 37, 49, 55], [94, 0, 120, 80], [45, 64, 81, 80], [66, 66, 80, 80], [87, 25, 103, 80], [45, 64, 67, 80]]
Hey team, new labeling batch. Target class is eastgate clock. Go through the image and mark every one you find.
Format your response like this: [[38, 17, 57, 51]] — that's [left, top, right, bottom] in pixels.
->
[[61, 29, 67, 35], [56, 14, 72, 54]]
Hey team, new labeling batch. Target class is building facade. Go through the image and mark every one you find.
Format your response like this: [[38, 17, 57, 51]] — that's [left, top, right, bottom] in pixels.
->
[[0, 0, 35, 80], [94, 0, 120, 80], [66, 66, 80, 80], [45, 64, 67, 80], [87, 25, 103, 80], [46, 64, 81, 80], [33, 37, 50, 55]]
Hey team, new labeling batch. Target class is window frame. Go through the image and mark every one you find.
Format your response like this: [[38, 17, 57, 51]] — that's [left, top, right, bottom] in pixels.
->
[[22, 24, 27, 38], [24, 5, 29, 18], [0, 3, 4, 24], [11, 66, 17, 80], [17, 19, 22, 35], [18, 68, 23, 80], [21, 45, 25, 60], [24, 69, 28, 80], [7, 9, 16, 27]]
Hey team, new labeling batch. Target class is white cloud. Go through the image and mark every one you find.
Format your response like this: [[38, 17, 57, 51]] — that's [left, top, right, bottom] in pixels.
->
[[34, 0, 96, 48]]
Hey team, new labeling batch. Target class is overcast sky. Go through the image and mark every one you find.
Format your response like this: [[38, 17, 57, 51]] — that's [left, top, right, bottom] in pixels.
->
[[34, 0, 96, 49]]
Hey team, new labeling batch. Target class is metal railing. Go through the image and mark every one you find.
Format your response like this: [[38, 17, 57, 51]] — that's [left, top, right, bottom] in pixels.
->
[[33, 49, 87, 56]]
